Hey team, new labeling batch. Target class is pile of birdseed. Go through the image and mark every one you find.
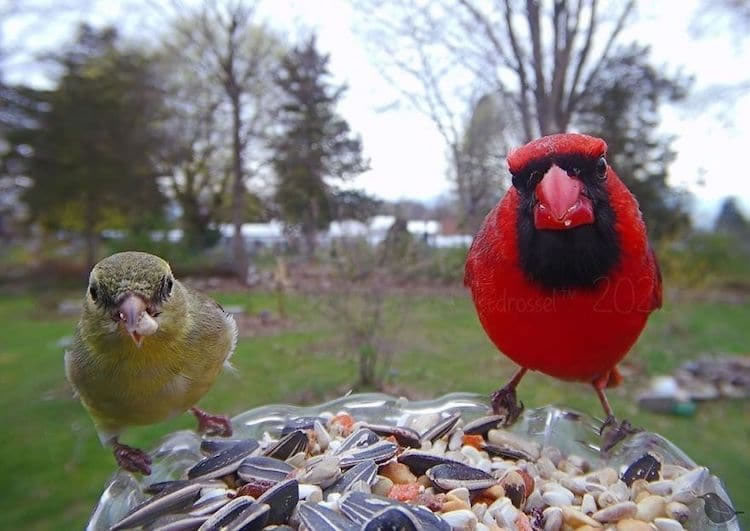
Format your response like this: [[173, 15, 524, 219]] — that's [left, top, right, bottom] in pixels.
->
[[90, 397, 740, 531]]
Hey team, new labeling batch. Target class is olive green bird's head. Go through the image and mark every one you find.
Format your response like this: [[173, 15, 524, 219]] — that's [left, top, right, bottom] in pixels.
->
[[84, 252, 185, 347]]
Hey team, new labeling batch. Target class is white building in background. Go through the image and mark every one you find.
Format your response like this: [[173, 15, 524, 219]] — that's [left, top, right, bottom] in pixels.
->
[[218, 221, 287, 247], [100, 217, 472, 249]]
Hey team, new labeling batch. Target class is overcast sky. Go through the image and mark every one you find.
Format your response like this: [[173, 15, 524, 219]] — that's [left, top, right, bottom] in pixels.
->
[[4, 0, 749, 225]]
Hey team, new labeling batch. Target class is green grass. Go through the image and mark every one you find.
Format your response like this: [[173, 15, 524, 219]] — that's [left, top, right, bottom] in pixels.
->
[[0, 289, 748, 529]]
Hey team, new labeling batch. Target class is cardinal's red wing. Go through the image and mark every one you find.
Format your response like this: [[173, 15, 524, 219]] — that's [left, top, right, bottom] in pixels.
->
[[648, 245, 663, 311]]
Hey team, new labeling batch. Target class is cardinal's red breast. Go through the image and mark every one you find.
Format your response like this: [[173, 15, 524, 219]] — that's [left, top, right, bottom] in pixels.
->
[[465, 167, 661, 383]]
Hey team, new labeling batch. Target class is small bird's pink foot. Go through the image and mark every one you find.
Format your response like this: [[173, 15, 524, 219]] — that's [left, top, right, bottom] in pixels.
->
[[113, 440, 152, 475], [191, 407, 233, 437], [600, 415, 641, 453]]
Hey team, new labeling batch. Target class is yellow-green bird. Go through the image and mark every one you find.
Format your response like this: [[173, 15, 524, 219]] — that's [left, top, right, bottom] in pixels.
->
[[65, 251, 237, 474]]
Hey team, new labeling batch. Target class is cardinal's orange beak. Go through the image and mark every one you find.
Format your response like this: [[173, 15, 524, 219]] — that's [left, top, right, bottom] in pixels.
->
[[533, 165, 594, 230]]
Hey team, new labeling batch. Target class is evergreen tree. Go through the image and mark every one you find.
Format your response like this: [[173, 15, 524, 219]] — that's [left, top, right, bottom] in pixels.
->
[[576, 44, 691, 241], [2, 25, 165, 267], [715, 197, 749, 236], [271, 36, 369, 255]]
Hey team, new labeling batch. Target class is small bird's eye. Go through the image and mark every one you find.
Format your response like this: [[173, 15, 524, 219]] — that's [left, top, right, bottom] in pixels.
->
[[596, 157, 607, 179], [89, 284, 98, 301], [165, 276, 174, 294], [571, 167, 581, 177]]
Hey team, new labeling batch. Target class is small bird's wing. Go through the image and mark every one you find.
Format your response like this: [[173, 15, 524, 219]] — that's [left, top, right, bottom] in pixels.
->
[[63, 350, 79, 398], [182, 285, 238, 368]]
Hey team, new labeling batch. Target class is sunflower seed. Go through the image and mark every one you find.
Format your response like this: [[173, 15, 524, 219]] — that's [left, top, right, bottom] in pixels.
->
[[187, 439, 258, 480], [621, 453, 661, 487], [325, 460, 378, 495], [237, 455, 294, 484], [256, 478, 299, 525], [196, 495, 254, 531], [420, 413, 461, 444], [397, 450, 464, 476], [339, 440, 398, 468], [463, 415, 506, 436], [298, 501, 358, 530], [264, 430, 308, 461], [359, 423, 422, 448], [426, 462, 498, 491], [363, 506, 423, 530], [111, 482, 204, 530], [200, 439, 251, 455], [334, 428, 380, 455], [224, 502, 270, 531]]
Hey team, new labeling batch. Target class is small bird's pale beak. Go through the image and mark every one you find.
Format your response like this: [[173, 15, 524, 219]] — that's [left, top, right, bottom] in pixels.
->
[[118, 295, 158, 347], [534, 164, 595, 230]]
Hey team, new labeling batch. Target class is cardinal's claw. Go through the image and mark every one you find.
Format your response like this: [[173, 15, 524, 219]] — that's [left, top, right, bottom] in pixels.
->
[[491, 385, 525, 426], [600, 416, 641, 453], [191, 407, 233, 437], [113, 441, 152, 475]]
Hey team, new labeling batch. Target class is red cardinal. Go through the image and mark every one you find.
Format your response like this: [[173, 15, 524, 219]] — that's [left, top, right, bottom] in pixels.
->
[[464, 133, 661, 443]]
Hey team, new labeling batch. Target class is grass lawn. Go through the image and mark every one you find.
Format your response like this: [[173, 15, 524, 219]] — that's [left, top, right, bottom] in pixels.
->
[[0, 288, 747, 529]]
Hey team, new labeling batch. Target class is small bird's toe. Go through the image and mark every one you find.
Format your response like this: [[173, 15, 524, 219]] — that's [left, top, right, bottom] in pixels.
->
[[192, 407, 233, 437], [491, 386, 525, 426], [113, 442, 152, 475], [600, 417, 641, 453]]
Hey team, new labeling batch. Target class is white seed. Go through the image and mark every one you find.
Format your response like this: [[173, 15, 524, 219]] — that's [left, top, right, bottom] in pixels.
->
[[592, 501, 638, 522], [537, 457, 557, 479], [313, 421, 330, 451], [371, 476, 393, 497], [635, 495, 666, 521], [645, 480, 673, 497], [542, 489, 574, 507], [432, 439, 447, 454], [441, 509, 478, 530], [562, 506, 603, 528], [543, 506, 564, 531], [447, 487, 471, 502], [665, 501, 690, 524], [298, 484, 322, 502], [541, 445, 563, 466], [653, 517, 685, 531], [582, 493, 598, 515], [448, 430, 464, 451], [525, 489, 545, 513], [471, 502, 488, 521]]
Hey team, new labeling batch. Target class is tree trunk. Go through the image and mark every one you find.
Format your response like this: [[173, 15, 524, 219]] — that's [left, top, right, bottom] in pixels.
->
[[229, 91, 248, 282]]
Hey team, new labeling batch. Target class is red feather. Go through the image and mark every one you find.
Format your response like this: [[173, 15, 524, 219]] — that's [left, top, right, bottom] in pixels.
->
[[465, 134, 661, 385]]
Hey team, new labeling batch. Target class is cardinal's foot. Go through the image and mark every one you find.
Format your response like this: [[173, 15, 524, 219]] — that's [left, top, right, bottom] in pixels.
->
[[599, 415, 641, 453], [491, 385, 524, 426], [191, 407, 233, 437], [113, 441, 152, 475]]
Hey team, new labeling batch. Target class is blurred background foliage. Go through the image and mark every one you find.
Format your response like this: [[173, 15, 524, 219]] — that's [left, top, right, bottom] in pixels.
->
[[0, 0, 748, 529]]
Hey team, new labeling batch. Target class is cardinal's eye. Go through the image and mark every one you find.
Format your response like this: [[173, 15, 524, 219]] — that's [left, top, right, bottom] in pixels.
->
[[89, 284, 98, 301], [596, 157, 607, 179]]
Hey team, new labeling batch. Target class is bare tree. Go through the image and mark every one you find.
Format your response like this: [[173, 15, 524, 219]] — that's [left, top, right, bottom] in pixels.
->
[[357, 0, 636, 141], [355, 0, 641, 229], [164, 1, 281, 280]]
